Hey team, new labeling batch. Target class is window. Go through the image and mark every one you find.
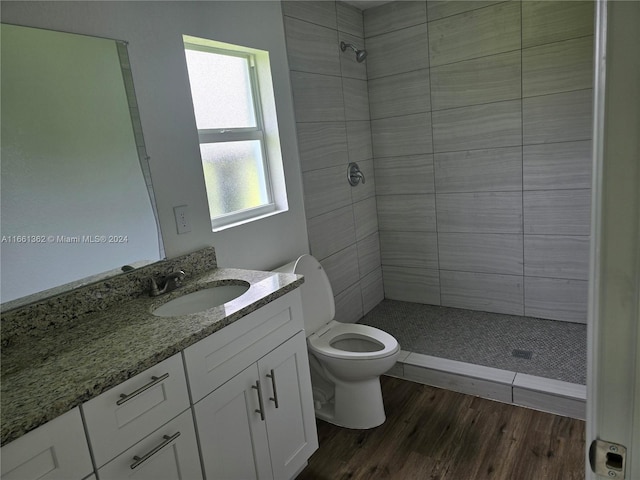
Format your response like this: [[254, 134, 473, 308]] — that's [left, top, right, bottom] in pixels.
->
[[183, 37, 286, 230]]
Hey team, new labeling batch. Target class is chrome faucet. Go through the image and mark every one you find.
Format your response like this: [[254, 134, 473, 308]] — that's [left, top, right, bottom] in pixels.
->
[[149, 270, 186, 296]]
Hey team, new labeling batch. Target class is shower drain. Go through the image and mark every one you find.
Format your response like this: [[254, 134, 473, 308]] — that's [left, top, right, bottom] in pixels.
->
[[512, 349, 533, 360]]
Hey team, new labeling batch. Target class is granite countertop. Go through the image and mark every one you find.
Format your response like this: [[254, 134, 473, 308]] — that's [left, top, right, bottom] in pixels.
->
[[0, 267, 303, 446]]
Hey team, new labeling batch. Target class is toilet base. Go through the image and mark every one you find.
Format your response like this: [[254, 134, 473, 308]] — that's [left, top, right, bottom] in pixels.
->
[[314, 377, 386, 429]]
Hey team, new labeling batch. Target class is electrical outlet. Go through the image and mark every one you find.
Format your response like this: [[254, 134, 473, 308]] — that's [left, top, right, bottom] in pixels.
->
[[173, 205, 191, 234]]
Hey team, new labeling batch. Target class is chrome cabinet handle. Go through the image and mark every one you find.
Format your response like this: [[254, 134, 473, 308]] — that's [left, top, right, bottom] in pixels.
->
[[117, 373, 170, 406], [252, 380, 266, 421], [266, 369, 279, 408], [130, 432, 181, 469]]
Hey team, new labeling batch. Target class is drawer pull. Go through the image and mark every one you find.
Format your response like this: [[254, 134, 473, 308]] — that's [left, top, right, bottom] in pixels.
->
[[117, 373, 170, 406], [130, 431, 181, 469], [252, 381, 266, 421], [266, 370, 279, 408]]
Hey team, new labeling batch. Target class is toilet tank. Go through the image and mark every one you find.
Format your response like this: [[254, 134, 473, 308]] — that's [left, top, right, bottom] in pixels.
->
[[274, 255, 335, 335]]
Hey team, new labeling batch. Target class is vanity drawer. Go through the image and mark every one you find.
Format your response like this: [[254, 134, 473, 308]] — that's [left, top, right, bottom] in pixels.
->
[[82, 353, 190, 467], [0, 407, 93, 480], [97, 409, 202, 480], [184, 290, 304, 403]]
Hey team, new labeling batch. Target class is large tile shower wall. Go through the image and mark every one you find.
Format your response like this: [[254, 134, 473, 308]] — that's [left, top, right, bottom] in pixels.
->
[[366, 1, 594, 323], [282, 1, 384, 323]]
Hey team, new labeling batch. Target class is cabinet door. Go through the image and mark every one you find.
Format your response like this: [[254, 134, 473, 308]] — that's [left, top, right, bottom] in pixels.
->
[[195, 364, 273, 480], [0, 407, 93, 480], [260, 332, 319, 480], [97, 410, 202, 480]]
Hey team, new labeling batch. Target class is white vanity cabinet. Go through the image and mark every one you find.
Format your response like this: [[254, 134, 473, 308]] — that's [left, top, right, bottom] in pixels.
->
[[2, 287, 316, 480], [184, 291, 318, 480], [0, 407, 93, 480]]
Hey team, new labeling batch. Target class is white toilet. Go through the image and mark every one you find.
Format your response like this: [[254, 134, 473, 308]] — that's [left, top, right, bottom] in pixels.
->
[[276, 254, 400, 429]]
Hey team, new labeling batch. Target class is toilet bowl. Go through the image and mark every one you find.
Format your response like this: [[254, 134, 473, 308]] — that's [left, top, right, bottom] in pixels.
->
[[275, 254, 400, 429]]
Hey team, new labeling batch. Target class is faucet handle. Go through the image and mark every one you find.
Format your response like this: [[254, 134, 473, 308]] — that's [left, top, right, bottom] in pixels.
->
[[172, 270, 186, 285]]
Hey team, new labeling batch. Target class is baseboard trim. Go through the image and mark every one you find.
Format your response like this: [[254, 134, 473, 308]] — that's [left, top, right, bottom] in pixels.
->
[[387, 351, 586, 420]]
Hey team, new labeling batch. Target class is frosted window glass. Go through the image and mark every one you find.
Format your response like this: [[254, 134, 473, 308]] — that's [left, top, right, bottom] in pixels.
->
[[200, 141, 269, 217], [185, 49, 257, 129]]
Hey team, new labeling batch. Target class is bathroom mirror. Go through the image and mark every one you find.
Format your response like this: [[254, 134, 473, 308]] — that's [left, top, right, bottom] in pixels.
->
[[0, 24, 163, 308]]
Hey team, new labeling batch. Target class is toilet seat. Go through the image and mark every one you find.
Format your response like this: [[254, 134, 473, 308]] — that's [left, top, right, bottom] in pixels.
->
[[308, 321, 399, 360]]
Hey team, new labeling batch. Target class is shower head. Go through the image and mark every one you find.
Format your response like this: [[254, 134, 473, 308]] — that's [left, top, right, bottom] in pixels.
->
[[340, 41, 367, 63], [355, 49, 368, 63]]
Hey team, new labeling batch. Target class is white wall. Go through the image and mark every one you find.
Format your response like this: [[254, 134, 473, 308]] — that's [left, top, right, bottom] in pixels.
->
[[1, 1, 309, 271]]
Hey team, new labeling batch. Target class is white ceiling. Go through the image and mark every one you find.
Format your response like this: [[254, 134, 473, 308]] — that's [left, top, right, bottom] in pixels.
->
[[342, 0, 392, 10]]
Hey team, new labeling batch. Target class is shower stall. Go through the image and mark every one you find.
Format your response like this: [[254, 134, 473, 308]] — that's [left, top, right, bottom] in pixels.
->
[[282, 0, 594, 418]]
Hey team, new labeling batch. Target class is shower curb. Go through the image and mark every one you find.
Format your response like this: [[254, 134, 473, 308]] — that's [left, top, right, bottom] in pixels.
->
[[386, 351, 586, 420]]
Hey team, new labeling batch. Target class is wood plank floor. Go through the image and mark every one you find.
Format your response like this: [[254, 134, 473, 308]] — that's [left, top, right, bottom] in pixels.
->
[[298, 376, 585, 480]]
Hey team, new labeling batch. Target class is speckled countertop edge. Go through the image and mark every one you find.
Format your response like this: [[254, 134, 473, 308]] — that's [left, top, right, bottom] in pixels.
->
[[0, 267, 303, 446]]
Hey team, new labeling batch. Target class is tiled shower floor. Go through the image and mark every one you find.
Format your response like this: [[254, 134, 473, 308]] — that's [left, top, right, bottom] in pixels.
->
[[359, 300, 587, 385]]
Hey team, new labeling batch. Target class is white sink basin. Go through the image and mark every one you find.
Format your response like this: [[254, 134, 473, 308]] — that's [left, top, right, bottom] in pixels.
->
[[152, 283, 250, 317]]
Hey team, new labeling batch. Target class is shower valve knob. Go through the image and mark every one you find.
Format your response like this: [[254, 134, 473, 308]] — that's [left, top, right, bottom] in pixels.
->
[[348, 162, 365, 186]]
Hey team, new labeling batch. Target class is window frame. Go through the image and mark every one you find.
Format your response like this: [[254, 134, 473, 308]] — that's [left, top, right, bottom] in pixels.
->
[[184, 42, 276, 230]]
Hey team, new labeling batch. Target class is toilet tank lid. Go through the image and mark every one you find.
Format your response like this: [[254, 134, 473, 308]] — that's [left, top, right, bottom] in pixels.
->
[[290, 255, 335, 334]]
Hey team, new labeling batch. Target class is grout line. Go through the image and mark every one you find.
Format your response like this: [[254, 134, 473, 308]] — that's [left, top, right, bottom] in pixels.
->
[[372, 263, 588, 284], [520, 232, 591, 237], [341, 4, 369, 315], [370, 110, 431, 122], [367, 65, 430, 82], [436, 269, 587, 284], [373, 186, 593, 196], [430, 88, 591, 116], [282, 13, 339, 33], [289, 69, 363, 81], [522, 86, 594, 101], [425, 1, 510, 25], [367, 138, 592, 158], [521, 0, 526, 312], [427, 64, 442, 306], [333, 0, 360, 267], [429, 47, 523, 71], [522, 33, 595, 52], [360, 6, 387, 306], [362, 21, 427, 41], [430, 97, 521, 114]]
